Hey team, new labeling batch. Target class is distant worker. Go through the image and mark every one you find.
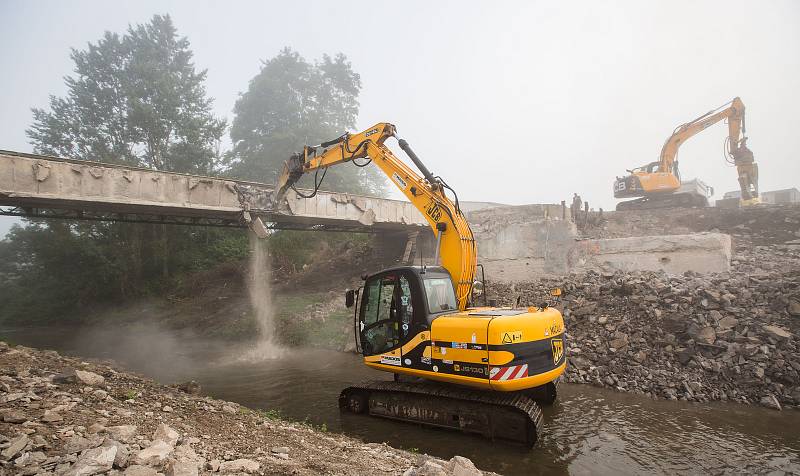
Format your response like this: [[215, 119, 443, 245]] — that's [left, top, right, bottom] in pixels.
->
[[570, 193, 582, 221]]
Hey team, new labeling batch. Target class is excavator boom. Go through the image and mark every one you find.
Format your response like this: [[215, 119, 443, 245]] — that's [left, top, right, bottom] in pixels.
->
[[274, 122, 477, 310], [614, 97, 760, 210]]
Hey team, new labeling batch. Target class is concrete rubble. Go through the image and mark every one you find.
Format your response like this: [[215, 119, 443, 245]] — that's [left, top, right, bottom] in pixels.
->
[[0, 342, 492, 475], [491, 233, 800, 408]]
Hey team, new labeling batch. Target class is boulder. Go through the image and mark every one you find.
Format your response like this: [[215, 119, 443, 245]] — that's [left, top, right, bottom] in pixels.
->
[[218, 459, 260, 474], [102, 438, 130, 468], [763, 325, 792, 341], [75, 370, 105, 386], [42, 409, 64, 422], [2, 409, 28, 424], [134, 440, 174, 467], [444, 456, 481, 476], [64, 435, 102, 455], [1, 435, 30, 460], [123, 465, 159, 476], [67, 445, 117, 476], [153, 423, 180, 447], [106, 425, 138, 444]]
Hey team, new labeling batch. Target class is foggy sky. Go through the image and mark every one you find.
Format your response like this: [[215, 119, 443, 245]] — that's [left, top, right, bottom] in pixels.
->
[[1, 0, 798, 238]]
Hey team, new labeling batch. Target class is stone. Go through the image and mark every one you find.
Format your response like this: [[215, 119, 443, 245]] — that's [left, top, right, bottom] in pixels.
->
[[763, 325, 792, 340], [207, 459, 221, 472], [42, 409, 64, 422], [788, 299, 800, 317], [102, 438, 129, 468], [68, 445, 117, 476], [14, 450, 47, 468], [166, 460, 199, 476], [64, 436, 101, 455], [444, 456, 481, 476], [134, 440, 174, 466], [3, 409, 28, 424], [760, 394, 782, 411], [221, 404, 237, 415], [52, 370, 78, 384], [415, 461, 448, 476], [153, 423, 180, 447], [175, 381, 201, 395], [717, 316, 738, 330], [75, 370, 105, 386], [123, 465, 159, 476], [87, 423, 106, 434], [218, 458, 260, 473], [691, 326, 716, 345], [93, 389, 108, 400], [162, 405, 173, 413], [106, 425, 138, 444], [2, 435, 30, 460], [609, 332, 629, 350], [271, 446, 289, 455]]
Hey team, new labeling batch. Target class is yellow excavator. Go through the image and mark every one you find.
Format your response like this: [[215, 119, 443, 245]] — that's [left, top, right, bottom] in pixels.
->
[[614, 97, 759, 210], [273, 123, 566, 445]]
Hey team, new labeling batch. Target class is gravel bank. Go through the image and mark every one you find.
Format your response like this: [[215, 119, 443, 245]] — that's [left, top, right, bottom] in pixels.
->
[[0, 342, 490, 475]]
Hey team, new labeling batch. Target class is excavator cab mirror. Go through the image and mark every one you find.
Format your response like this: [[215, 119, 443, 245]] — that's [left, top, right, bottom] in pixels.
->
[[472, 280, 484, 298], [345, 289, 356, 308]]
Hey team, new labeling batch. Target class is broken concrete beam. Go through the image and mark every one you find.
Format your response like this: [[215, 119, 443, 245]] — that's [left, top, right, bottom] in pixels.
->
[[569, 233, 731, 275]]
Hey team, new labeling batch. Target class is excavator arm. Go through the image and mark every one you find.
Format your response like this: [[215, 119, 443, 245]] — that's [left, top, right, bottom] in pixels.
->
[[658, 97, 758, 200], [273, 123, 477, 310]]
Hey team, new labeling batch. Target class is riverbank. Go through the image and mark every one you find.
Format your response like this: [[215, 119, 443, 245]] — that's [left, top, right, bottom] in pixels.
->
[[0, 341, 488, 475]]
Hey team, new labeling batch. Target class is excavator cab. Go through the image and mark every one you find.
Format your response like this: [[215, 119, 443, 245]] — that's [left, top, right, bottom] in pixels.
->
[[347, 266, 455, 360]]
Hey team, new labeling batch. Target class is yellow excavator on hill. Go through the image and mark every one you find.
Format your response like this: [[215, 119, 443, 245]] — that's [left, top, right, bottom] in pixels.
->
[[272, 123, 565, 445], [614, 97, 759, 210]]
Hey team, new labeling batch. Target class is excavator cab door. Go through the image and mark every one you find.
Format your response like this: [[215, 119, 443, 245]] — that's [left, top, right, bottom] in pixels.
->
[[358, 268, 431, 370]]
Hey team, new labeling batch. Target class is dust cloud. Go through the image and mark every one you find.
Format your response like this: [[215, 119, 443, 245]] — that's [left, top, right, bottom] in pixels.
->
[[236, 232, 285, 361]]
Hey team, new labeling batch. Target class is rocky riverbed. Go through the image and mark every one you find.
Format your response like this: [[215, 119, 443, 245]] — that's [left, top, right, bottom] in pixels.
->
[[492, 240, 800, 409], [0, 342, 489, 476]]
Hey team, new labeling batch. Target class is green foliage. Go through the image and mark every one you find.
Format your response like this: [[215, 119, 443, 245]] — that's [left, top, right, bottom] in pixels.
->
[[226, 48, 386, 195], [1, 15, 240, 325], [268, 230, 368, 270], [27, 14, 225, 172], [259, 408, 283, 420]]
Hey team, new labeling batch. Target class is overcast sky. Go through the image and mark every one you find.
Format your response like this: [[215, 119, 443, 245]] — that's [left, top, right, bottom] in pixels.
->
[[1, 0, 799, 236]]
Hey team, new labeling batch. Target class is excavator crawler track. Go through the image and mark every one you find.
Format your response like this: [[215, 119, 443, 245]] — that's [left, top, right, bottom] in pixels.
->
[[339, 381, 544, 446]]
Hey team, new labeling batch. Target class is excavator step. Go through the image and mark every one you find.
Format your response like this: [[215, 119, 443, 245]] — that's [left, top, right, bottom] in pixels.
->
[[339, 380, 544, 446]]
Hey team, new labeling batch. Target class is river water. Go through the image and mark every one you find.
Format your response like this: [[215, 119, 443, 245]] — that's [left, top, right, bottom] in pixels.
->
[[3, 325, 799, 475]]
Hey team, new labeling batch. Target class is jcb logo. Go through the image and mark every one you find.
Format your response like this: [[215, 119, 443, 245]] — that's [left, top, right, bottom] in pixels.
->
[[551, 338, 564, 365], [426, 201, 442, 222]]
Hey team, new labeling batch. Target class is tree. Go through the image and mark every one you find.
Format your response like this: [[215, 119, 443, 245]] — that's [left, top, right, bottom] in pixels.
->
[[1, 15, 238, 324], [227, 48, 386, 195], [27, 14, 225, 173]]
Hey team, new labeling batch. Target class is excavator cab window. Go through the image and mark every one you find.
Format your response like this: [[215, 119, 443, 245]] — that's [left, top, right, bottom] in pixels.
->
[[423, 277, 457, 313], [360, 273, 413, 355]]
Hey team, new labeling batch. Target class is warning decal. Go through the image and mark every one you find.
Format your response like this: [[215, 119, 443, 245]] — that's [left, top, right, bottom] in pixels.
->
[[489, 364, 529, 381], [501, 331, 523, 344]]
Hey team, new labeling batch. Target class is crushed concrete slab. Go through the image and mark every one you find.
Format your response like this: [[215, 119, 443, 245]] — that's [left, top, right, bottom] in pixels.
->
[[569, 233, 731, 275]]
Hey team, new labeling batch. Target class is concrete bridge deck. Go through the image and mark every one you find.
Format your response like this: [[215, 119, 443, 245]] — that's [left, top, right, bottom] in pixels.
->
[[0, 150, 427, 232]]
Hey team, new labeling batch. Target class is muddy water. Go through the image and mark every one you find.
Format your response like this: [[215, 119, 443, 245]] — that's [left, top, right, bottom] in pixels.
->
[[4, 326, 800, 475]]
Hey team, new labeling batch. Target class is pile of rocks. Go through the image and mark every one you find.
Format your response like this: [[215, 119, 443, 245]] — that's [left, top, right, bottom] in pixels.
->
[[491, 243, 800, 409], [0, 342, 487, 475]]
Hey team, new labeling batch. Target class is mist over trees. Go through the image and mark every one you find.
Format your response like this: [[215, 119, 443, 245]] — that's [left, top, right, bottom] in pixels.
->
[[0, 15, 381, 324], [227, 48, 386, 195], [1, 15, 242, 323]]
